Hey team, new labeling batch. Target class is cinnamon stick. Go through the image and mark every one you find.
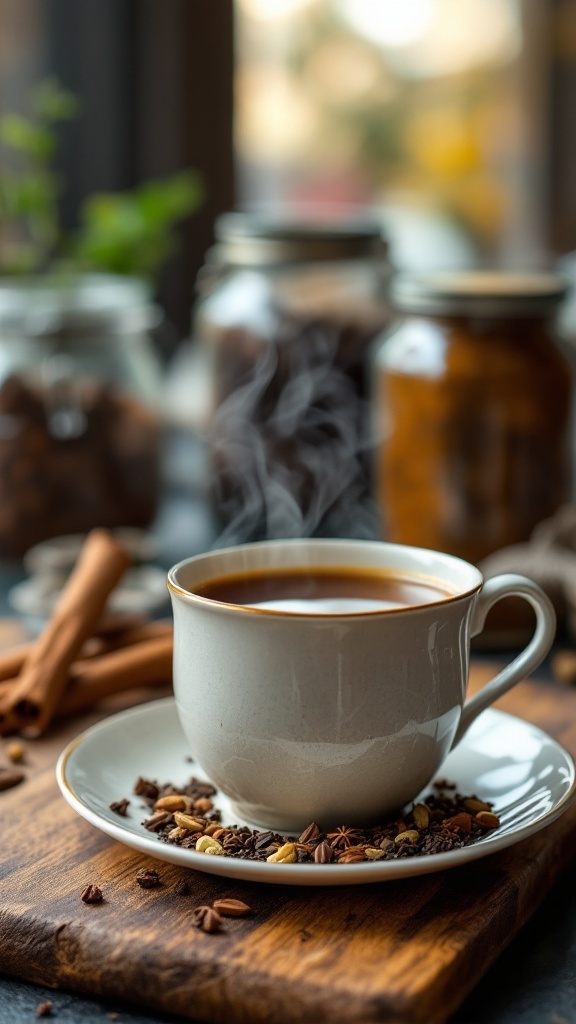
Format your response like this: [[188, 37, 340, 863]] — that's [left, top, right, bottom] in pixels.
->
[[0, 644, 36, 684], [0, 614, 168, 682], [57, 634, 173, 719], [92, 612, 149, 637], [0, 642, 173, 730], [76, 620, 173, 659], [0, 529, 131, 734]]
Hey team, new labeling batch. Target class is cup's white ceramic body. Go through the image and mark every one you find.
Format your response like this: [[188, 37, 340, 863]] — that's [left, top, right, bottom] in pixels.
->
[[167, 539, 555, 831]]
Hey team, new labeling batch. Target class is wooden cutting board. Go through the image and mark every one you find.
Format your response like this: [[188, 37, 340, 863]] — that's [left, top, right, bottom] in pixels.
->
[[1, 656, 576, 1024]]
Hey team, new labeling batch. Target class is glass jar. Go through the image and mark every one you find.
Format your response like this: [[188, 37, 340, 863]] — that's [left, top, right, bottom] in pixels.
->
[[0, 274, 163, 558], [194, 213, 392, 541], [374, 271, 573, 565]]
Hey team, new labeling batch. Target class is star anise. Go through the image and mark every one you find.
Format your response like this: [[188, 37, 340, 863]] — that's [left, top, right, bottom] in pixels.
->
[[326, 825, 363, 849]]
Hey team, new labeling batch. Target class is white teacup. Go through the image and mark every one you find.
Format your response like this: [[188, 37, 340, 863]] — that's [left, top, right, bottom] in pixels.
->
[[167, 539, 555, 831]]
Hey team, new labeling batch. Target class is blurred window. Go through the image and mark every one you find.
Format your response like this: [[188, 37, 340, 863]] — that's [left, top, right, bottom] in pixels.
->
[[235, 0, 576, 268]]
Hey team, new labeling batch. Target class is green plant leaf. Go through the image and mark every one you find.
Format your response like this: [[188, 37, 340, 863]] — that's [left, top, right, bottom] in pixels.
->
[[2, 172, 58, 218], [74, 170, 203, 279], [32, 77, 79, 122], [0, 115, 55, 162], [0, 74, 203, 281], [137, 171, 203, 226]]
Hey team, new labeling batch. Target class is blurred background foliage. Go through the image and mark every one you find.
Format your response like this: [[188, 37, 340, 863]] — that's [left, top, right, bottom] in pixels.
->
[[0, 77, 202, 281]]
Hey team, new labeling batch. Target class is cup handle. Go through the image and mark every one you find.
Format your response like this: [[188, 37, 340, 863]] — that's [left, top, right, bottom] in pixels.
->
[[451, 573, 556, 748]]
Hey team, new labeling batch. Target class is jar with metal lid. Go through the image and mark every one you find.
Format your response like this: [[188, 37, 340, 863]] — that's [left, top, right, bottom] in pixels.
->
[[0, 274, 163, 558], [373, 271, 573, 564], [194, 212, 392, 541]]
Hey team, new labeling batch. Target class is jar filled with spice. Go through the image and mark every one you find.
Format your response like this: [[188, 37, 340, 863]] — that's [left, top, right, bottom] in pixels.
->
[[373, 271, 573, 565], [0, 274, 162, 558], [194, 213, 392, 541]]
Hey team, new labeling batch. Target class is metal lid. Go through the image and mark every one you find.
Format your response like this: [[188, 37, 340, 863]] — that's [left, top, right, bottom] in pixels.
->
[[391, 271, 567, 317], [210, 211, 388, 267]]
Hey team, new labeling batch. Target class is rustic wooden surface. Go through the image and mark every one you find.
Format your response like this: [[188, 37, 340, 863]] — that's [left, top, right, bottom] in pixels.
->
[[1, 638, 576, 1024]]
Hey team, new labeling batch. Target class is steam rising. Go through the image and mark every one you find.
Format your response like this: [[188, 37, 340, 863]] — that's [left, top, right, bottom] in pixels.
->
[[209, 322, 379, 547]]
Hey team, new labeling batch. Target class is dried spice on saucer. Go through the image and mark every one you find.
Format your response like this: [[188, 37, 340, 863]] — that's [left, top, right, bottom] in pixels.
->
[[131, 773, 501, 866]]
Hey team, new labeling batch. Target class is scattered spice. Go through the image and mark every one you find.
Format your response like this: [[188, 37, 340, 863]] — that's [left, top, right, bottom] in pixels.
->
[[476, 811, 501, 829], [267, 842, 297, 864], [126, 772, 503, 866], [364, 847, 385, 860], [213, 898, 251, 917], [412, 803, 430, 829], [326, 826, 362, 849], [314, 840, 333, 864], [338, 846, 367, 864], [134, 776, 159, 801], [394, 830, 419, 844], [463, 797, 492, 813], [35, 1001, 53, 1017], [6, 740, 25, 763], [196, 835, 224, 855], [298, 822, 322, 845], [0, 768, 25, 791], [81, 884, 103, 904], [172, 812, 205, 832], [135, 867, 161, 889], [444, 813, 472, 833], [143, 810, 174, 833], [194, 796, 214, 814], [173, 876, 191, 896], [109, 798, 130, 817], [193, 905, 223, 933], [154, 794, 187, 812]]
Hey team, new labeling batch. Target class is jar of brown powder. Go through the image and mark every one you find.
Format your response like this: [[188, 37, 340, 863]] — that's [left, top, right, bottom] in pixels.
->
[[0, 274, 162, 558], [374, 271, 573, 565]]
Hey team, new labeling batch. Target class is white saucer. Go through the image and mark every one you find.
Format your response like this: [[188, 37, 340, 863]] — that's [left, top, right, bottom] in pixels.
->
[[56, 698, 576, 887]]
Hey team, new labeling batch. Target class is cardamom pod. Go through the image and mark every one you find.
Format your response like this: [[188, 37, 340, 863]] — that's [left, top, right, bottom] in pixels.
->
[[213, 898, 251, 917], [154, 794, 187, 812], [173, 812, 206, 832], [463, 797, 492, 813], [394, 829, 419, 843], [444, 812, 472, 833], [412, 803, 430, 829], [195, 835, 224, 855], [267, 842, 297, 863], [475, 810, 500, 829]]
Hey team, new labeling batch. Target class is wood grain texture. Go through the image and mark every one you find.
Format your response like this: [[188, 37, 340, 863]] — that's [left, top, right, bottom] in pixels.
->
[[1, 660, 576, 1024]]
